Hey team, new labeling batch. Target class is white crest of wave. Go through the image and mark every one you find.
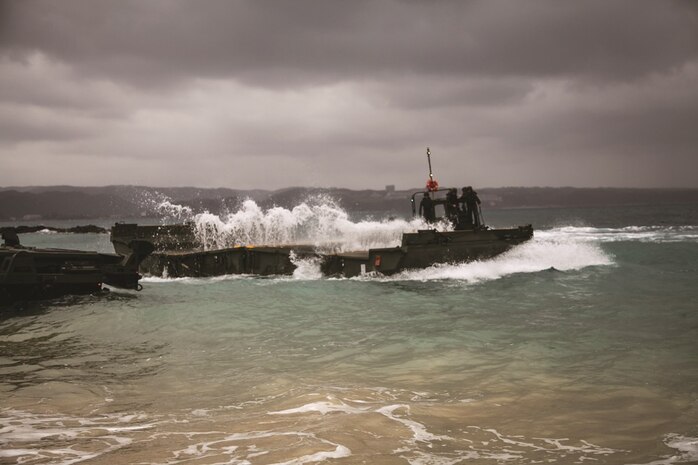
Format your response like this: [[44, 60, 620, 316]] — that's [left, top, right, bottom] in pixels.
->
[[391, 235, 613, 283], [192, 197, 448, 252], [537, 225, 698, 243]]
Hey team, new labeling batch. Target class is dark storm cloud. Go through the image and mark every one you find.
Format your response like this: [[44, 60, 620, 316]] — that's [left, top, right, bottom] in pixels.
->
[[3, 0, 697, 87], [1, 0, 697, 188]]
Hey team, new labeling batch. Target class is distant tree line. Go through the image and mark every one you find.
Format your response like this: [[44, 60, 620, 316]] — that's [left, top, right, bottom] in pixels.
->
[[1, 185, 697, 221]]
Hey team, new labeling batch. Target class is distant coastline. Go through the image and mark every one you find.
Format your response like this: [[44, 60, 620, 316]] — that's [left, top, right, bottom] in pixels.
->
[[1, 185, 697, 221]]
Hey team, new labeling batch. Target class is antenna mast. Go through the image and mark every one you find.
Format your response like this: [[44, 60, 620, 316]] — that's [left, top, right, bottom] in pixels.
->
[[427, 147, 434, 182], [425, 147, 439, 192]]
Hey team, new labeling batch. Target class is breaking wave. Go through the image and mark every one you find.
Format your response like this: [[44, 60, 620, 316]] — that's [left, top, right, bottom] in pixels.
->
[[387, 234, 613, 282], [537, 225, 698, 243]]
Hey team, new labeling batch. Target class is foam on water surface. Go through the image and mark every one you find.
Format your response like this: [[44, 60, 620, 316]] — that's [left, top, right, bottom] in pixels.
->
[[140, 273, 254, 284], [1, 385, 693, 465], [0, 408, 353, 465], [629, 434, 698, 465], [385, 232, 614, 282], [167, 430, 351, 465], [263, 392, 627, 465], [538, 225, 698, 243], [0, 409, 155, 465]]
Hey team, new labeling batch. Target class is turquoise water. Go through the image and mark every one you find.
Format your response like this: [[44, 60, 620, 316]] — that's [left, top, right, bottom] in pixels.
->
[[1, 205, 697, 464]]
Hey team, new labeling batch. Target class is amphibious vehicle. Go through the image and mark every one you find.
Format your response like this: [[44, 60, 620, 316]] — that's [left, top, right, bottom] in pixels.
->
[[110, 149, 533, 278], [1, 228, 154, 305]]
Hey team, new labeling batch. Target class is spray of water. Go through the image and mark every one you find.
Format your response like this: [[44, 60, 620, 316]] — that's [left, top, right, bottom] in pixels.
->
[[158, 200, 193, 221], [190, 196, 450, 253], [139, 190, 194, 222], [289, 252, 324, 280]]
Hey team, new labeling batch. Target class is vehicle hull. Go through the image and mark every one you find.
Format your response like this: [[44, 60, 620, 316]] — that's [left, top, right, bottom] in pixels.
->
[[0, 239, 154, 305], [111, 223, 533, 278]]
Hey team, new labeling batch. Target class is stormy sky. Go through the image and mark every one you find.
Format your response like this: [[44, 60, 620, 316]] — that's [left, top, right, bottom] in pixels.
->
[[1, 1, 697, 189]]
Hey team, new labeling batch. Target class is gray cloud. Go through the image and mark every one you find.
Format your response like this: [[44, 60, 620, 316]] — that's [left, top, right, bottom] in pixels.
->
[[1, 0, 697, 188], [3, 0, 697, 86]]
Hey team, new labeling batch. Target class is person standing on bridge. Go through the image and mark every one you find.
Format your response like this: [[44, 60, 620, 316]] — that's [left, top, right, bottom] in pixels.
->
[[445, 188, 460, 225], [419, 194, 436, 223], [461, 187, 482, 227]]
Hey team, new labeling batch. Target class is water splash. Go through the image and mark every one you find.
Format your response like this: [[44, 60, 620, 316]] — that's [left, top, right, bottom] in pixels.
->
[[136, 190, 194, 222], [157, 199, 193, 221], [191, 196, 449, 252], [290, 251, 324, 280], [387, 234, 613, 282]]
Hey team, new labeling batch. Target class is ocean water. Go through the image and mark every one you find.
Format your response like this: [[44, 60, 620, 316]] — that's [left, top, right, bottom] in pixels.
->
[[1, 203, 697, 465]]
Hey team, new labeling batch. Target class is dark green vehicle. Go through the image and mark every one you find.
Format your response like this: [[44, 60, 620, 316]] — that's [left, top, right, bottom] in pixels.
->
[[110, 194, 532, 279], [0, 229, 154, 305], [111, 150, 533, 278]]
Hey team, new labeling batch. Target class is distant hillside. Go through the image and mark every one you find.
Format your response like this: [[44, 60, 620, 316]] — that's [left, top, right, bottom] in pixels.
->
[[1, 185, 697, 220], [477, 187, 698, 209], [0, 190, 138, 220], [0, 185, 270, 202]]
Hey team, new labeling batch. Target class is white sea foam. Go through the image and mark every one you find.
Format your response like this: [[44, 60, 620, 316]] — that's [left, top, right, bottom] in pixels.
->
[[269, 400, 368, 416], [537, 225, 698, 243], [377, 404, 452, 444], [269, 400, 449, 446], [265, 396, 627, 464], [140, 274, 252, 284], [0, 409, 154, 465], [169, 430, 351, 465], [269, 398, 459, 464], [379, 234, 613, 283], [628, 434, 698, 465], [271, 444, 352, 465]]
